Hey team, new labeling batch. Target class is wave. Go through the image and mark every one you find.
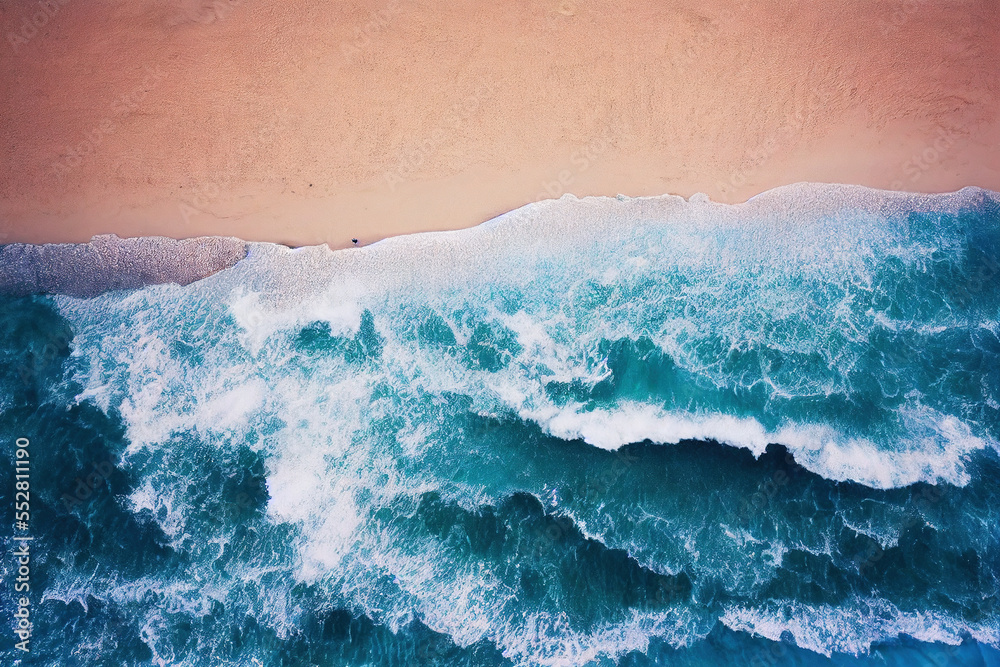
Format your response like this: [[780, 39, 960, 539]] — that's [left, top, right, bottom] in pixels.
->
[[55, 184, 1000, 488], [720, 599, 998, 657], [2, 183, 999, 665], [519, 401, 988, 489]]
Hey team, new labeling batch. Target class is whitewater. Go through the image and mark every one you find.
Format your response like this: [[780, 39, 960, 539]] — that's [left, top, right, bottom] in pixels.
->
[[1, 184, 998, 666]]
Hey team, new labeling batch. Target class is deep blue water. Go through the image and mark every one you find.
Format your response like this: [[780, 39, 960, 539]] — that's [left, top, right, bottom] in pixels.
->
[[1, 186, 998, 665]]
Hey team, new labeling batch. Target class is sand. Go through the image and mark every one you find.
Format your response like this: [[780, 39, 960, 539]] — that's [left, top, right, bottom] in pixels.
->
[[1, 0, 998, 248]]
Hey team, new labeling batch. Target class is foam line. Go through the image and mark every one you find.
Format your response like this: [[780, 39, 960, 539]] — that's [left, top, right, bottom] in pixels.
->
[[0, 234, 247, 297]]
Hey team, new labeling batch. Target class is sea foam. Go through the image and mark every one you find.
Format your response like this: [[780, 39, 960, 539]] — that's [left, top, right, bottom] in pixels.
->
[[18, 183, 1000, 665]]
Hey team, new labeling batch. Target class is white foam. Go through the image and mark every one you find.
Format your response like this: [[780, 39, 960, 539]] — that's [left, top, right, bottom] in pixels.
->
[[42, 183, 1000, 664], [721, 598, 998, 657], [339, 519, 716, 667], [515, 400, 988, 489]]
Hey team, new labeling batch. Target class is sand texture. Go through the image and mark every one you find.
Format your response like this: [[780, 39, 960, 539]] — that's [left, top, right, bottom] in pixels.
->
[[1, 0, 998, 247]]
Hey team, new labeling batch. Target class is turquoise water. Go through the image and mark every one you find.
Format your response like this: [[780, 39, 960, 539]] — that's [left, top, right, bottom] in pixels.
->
[[1, 186, 998, 665]]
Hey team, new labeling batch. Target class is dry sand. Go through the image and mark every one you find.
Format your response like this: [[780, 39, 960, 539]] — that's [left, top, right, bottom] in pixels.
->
[[1, 0, 998, 248]]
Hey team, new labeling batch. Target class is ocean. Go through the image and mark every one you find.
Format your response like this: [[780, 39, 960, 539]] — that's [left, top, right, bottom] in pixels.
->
[[1, 185, 998, 666]]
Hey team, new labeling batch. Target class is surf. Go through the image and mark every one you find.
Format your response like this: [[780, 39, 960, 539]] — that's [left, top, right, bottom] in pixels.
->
[[2, 183, 998, 666]]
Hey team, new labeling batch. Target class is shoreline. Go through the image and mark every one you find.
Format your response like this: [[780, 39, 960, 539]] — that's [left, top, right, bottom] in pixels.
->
[[3, 182, 996, 298], [2, 0, 998, 248]]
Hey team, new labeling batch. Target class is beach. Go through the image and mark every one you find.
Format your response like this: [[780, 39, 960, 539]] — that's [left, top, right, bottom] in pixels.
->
[[3, 3, 1000, 663], [1, 0, 998, 247]]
